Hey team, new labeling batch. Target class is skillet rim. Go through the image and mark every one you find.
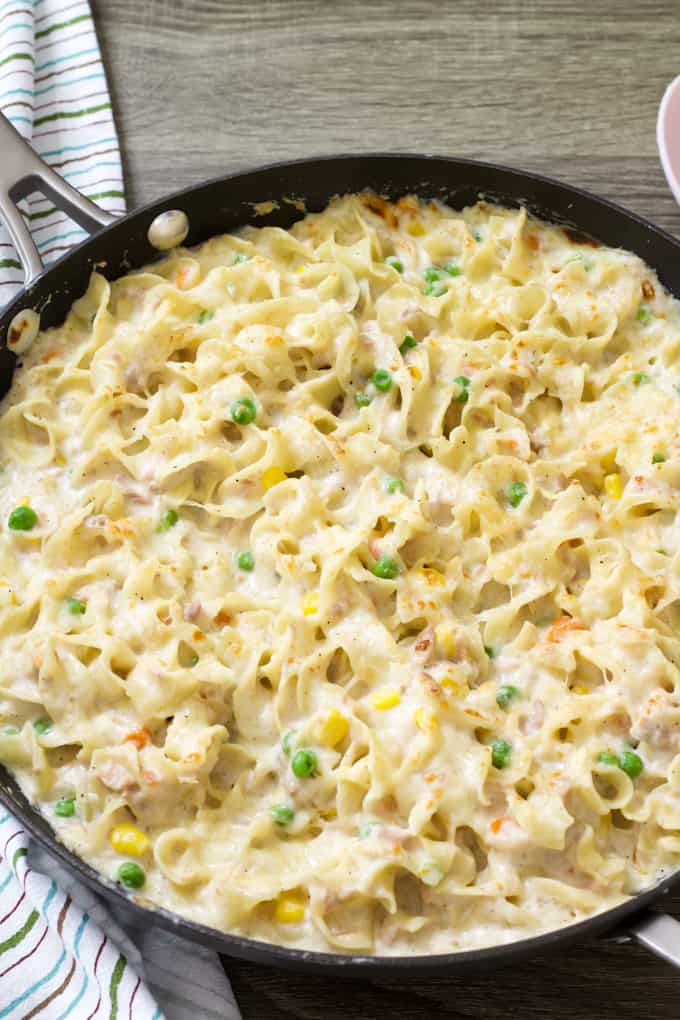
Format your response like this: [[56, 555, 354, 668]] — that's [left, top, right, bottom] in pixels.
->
[[1, 150, 680, 974], [2, 149, 680, 329]]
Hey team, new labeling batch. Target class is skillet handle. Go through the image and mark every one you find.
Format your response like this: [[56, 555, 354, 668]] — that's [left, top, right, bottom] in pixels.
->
[[0, 112, 116, 286], [619, 910, 680, 968]]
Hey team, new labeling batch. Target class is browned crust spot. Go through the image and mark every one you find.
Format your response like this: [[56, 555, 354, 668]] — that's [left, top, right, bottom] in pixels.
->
[[563, 227, 602, 248]]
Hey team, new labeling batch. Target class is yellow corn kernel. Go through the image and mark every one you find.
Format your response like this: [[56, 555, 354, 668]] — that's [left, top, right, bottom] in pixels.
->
[[274, 892, 306, 924], [318, 708, 349, 747], [295, 265, 305, 274], [408, 365, 422, 381], [414, 707, 438, 733], [371, 687, 401, 711], [110, 823, 150, 857], [571, 684, 589, 695], [434, 624, 456, 658], [302, 591, 319, 616], [262, 466, 287, 492], [55, 455, 66, 467], [319, 806, 337, 820], [20, 496, 30, 507], [422, 568, 446, 587], [407, 220, 426, 236], [440, 673, 468, 698], [604, 473, 623, 500]]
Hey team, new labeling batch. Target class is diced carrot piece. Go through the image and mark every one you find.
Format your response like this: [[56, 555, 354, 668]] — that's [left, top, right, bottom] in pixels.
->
[[175, 265, 195, 290], [125, 727, 151, 750], [547, 617, 586, 642]]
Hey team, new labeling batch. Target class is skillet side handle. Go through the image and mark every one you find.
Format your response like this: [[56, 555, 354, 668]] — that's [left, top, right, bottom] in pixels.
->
[[0, 112, 116, 287], [623, 910, 680, 968]]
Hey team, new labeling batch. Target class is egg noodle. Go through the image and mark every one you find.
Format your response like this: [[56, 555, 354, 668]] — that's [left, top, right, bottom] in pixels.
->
[[1, 193, 680, 955]]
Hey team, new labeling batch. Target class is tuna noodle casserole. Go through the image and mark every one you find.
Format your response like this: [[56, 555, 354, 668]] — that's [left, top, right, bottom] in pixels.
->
[[1, 193, 680, 955]]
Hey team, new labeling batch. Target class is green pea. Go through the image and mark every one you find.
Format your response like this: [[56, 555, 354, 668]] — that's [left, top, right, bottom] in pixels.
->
[[8, 506, 37, 531], [484, 645, 497, 659], [496, 685, 520, 711], [271, 803, 295, 826], [230, 398, 257, 425], [33, 717, 51, 735], [637, 304, 652, 324], [236, 551, 255, 571], [54, 797, 75, 818], [453, 376, 470, 403], [291, 748, 318, 779], [444, 263, 461, 277], [65, 597, 86, 615], [1, 725, 19, 736], [618, 750, 644, 779], [385, 477, 405, 494], [233, 253, 251, 265], [157, 508, 178, 532], [354, 391, 372, 408], [632, 372, 650, 386], [598, 750, 619, 767], [506, 481, 528, 508], [399, 335, 417, 355], [424, 280, 447, 297], [371, 369, 392, 392], [423, 267, 442, 282], [117, 861, 146, 889], [652, 453, 666, 464], [385, 256, 403, 273], [491, 738, 512, 769], [197, 309, 213, 324], [282, 730, 296, 756], [372, 555, 400, 579]]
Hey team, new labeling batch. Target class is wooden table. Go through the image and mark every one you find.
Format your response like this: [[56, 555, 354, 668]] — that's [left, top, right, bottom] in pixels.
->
[[93, 1, 680, 1015]]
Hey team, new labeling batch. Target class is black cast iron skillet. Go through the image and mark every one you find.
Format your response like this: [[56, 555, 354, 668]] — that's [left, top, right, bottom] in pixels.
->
[[1, 112, 680, 976]]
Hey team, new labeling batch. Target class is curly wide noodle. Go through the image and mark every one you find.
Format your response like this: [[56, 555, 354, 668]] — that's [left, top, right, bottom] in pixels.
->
[[1, 193, 680, 955]]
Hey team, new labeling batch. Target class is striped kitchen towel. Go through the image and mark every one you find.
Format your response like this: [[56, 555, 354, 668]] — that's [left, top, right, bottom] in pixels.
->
[[0, 0, 126, 304], [0, 5, 243, 1018], [0, 813, 242, 1018]]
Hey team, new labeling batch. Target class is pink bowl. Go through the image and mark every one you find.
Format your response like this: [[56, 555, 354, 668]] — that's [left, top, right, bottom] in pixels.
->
[[658, 74, 680, 208]]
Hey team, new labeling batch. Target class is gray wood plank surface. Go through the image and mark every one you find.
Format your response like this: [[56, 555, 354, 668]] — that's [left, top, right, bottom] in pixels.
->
[[91, 0, 680, 1015]]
